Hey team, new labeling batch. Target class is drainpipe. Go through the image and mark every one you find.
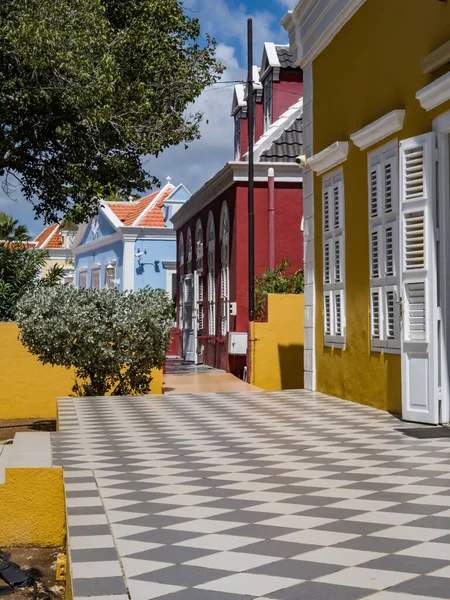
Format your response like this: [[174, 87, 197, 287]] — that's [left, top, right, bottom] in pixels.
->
[[268, 167, 275, 270]]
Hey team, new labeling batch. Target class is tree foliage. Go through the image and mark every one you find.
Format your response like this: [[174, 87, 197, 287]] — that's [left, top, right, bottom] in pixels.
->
[[0, 211, 30, 242], [255, 260, 304, 321], [16, 286, 173, 396], [0, 0, 224, 224]]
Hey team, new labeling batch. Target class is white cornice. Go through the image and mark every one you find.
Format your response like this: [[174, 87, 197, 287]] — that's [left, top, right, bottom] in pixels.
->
[[171, 161, 303, 229], [416, 71, 450, 112], [308, 141, 349, 175], [162, 260, 176, 270], [350, 110, 405, 150], [47, 248, 73, 261], [119, 226, 176, 240], [421, 40, 450, 75]]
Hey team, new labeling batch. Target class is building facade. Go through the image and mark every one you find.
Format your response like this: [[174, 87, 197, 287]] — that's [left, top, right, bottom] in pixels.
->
[[283, 0, 450, 423], [34, 223, 76, 282], [72, 179, 190, 296], [172, 42, 305, 375]]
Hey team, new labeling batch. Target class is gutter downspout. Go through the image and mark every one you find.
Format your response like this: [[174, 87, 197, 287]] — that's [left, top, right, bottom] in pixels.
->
[[268, 167, 275, 270]]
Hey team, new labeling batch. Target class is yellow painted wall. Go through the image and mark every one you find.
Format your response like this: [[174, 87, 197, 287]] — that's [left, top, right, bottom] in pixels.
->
[[312, 0, 450, 412], [0, 323, 164, 420], [251, 294, 304, 390], [0, 468, 65, 547]]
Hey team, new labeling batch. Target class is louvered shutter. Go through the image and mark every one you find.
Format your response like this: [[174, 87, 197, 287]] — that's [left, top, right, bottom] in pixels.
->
[[371, 289, 381, 341], [324, 293, 332, 336], [400, 133, 438, 424]]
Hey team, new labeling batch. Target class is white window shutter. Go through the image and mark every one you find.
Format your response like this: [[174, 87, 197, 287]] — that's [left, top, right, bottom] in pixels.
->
[[370, 227, 381, 279], [371, 289, 381, 340], [323, 190, 330, 232], [324, 293, 332, 336], [369, 164, 381, 218], [400, 132, 438, 424]]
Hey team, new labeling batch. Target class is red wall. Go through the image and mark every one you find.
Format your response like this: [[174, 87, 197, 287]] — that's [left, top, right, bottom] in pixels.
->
[[176, 178, 303, 373], [273, 70, 303, 124]]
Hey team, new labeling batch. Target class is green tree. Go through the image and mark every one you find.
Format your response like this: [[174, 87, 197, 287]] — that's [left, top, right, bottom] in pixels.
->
[[0, 212, 30, 242], [16, 286, 173, 396], [0, 0, 224, 224]]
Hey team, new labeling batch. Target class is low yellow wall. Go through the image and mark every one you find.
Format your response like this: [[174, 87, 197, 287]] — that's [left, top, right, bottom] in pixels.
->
[[251, 294, 304, 391], [0, 323, 164, 420], [0, 468, 65, 547]]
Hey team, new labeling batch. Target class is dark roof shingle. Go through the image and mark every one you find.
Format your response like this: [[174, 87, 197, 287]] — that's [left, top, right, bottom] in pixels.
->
[[259, 117, 303, 163], [275, 46, 296, 69]]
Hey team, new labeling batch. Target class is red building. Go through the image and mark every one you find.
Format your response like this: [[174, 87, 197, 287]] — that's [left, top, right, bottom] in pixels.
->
[[172, 43, 304, 376]]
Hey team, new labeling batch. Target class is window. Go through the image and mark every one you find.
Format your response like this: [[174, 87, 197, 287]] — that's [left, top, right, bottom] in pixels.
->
[[263, 73, 273, 132], [323, 170, 346, 346], [368, 141, 400, 351], [78, 270, 87, 289], [195, 220, 204, 273], [186, 228, 193, 274], [220, 203, 230, 336], [234, 113, 241, 160], [91, 266, 100, 290], [207, 212, 216, 336], [178, 233, 184, 328]]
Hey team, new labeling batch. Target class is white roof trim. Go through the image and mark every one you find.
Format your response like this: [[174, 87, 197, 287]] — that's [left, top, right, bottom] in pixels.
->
[[261, 42, 282, 82], [350, 110, 405, 150], [171, 161, 303, 229], [308, 141, 349, 176], [165, 183, 192, 203], [232, 84, 247, 116], [244, 98, 303, 162], [100, 202, 125, 229], [416, 71, 450, 112], [133, 182, 174, 226], [37, 224, 60, 249]]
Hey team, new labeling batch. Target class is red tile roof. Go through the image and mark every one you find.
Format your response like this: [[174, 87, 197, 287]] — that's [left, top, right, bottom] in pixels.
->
[[34, 224, 62, 249], [107, 187, 173, 228]]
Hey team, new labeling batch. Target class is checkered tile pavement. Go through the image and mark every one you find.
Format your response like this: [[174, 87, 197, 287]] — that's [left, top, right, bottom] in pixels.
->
[[53, 390, 450, 600]]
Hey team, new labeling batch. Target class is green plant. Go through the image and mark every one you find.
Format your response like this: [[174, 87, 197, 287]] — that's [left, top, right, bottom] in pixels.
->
[[0, 0, 224, 224], [0, 212, 31, 242], [254, 259, 304, 321], [16, 285, 173, 396]]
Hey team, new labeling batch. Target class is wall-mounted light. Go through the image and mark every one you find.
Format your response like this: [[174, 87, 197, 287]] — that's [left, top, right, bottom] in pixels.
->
[[65, 267, 75, 285]]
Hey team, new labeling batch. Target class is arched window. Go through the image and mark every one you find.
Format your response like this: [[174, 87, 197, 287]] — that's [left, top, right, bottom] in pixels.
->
[[207, 212, 216, 336], [220, 202, 230, 336], [186, 228, 193, 274], [178, 232, 184, 328], [195, 220, 204, 273]]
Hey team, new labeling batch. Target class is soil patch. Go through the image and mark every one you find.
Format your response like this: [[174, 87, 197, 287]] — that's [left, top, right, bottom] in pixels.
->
[[0, 547, 65, 600], [0, 420, 56, 444]]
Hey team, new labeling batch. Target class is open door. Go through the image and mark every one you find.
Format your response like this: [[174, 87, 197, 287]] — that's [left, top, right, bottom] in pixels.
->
[[400, 133, 439, 424], [183, 275, 195, 362]]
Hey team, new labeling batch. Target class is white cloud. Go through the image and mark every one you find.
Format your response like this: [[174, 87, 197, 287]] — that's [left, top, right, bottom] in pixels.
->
[[276, 0, 298, 9]]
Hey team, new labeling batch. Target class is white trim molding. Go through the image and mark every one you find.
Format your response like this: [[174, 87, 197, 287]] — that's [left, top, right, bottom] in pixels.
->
[[421, 40, 450, 75], [417, 71, 450, 112], [350, 110, 405, 150], [162, 260, 176, 270], [72, 232, 122, 256], [308, 141, 349, 176]]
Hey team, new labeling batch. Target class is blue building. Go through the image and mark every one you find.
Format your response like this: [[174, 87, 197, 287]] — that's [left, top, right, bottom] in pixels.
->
[[72, 178, 190, 298]]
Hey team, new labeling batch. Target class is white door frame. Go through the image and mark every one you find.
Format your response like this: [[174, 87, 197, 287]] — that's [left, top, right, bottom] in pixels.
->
[[433, 111, 450, 423]]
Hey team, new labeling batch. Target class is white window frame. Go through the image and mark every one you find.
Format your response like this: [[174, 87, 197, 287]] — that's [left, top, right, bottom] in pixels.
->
[[368, 140, 400, 353], [186, 228, 193, 274], [90, 265, 101, 290], [220, 202, 230, 336], [263, 73, 273, 132], [195, 219, 204, 273], [178, 232, 185, 329], [323, 169, 346, 348], [234, 112, 241, 160], [207, 212, 216, 336], [78, 268, 87, 289]]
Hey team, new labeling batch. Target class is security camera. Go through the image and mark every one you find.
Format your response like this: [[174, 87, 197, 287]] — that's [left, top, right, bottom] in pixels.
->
[[295, 154, 308, 167], [135, 251, 144, 259]]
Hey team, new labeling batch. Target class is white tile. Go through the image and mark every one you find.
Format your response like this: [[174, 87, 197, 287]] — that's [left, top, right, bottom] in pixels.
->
[[275, 529, 358, 546], [363, 593, 439, 600], [328, 499, 397, 511], [127, 579, 182, 600], [348, 512, 420, 526], [295, 547, 384, 566], [197, 573, 302, 596], [177, 534, 260, 551], [246, 502, 313, 515], [65, 497, 103, 508], [258, 515, 335, 529], [69, 535, 115, 549], [371, 525, 447, 541], [157, 506, 231, 519], [399, 542, 450, 560], [186, 551, 281, 572], [67, 514, 108, 526], [72, 561, 122, 579], [149, 494, 217, 506], [233, 491, 298, 502], [110, 523, 154, 538], [317, 567, 416, 590], [167, 519, 244, 534], [122, 558, 171, 578], [107, 510, 147, 523], [115, 539, 162, 557]]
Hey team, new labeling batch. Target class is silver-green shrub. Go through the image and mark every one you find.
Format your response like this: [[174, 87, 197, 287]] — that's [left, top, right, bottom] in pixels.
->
[[16, 285, 173, 396]]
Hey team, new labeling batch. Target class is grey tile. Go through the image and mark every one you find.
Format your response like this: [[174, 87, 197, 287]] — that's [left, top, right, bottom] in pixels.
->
[[126, 545, 215, 563], [204, 499, 259, 510], [409, 516, 450, 530], [71, 548, 119, 562], [391, 575, 450, 598], [300, 507, 364, 520], [250, 558, 341, 579], [213, 510, 276, 523], [117, 515, 186, 528], [265, 580, 373, 600], [225, 524, 296, 539], [67, 506, 106, 516], [122, 528, 202, 545], [315, 520, 389, 535], [359, 554, 449, 574], [134, 565, 230, 586], [72, 576, 127, 597], [381, 502, 441, 515], [69, 524, 112, 536], [336, 536, 417, 553], [234, 540, 320, 557]]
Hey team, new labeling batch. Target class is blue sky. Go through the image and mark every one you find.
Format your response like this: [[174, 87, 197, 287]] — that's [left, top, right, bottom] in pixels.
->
[[0, 0, 297, 237]]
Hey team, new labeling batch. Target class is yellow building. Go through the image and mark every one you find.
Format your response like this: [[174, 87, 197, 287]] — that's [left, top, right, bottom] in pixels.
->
[[282, 0, 450, 423]]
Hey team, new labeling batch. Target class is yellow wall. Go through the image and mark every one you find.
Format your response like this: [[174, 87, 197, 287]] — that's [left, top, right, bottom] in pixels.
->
[[312, 0, 450, 412], [251, 294, 304, 390], [0, 468, 65, 547], [0, 323, 164, 420]]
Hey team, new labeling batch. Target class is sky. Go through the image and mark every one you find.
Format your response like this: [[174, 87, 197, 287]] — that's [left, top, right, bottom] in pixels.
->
[[0, 0, 298, 238]]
